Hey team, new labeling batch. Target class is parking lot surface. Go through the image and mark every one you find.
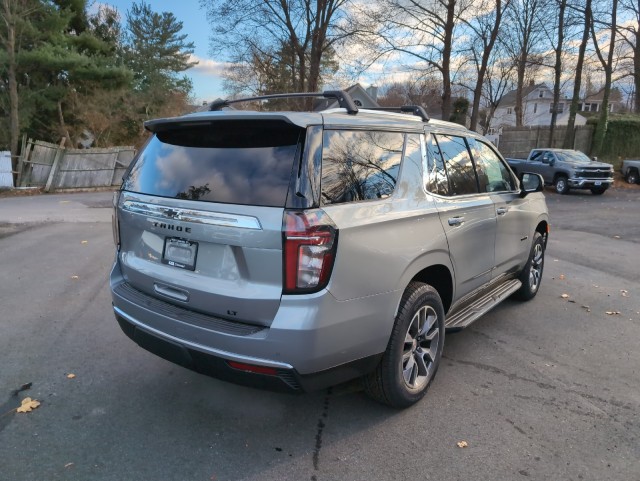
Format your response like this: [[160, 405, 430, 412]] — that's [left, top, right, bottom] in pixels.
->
[[1, 189, 639, 481]]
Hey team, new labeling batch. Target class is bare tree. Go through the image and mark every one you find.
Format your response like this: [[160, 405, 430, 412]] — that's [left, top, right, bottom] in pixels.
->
[[547, 0, 568, 143], [618, 0, 640, 112], [373, 0, 473, 120], [200, 0, 361, 98], [563, 0, 593, 148], [502, 0, 552, 126], [460, 0, 510, 131], [591, 0, 619, 154], [481, 54, 516, 133]]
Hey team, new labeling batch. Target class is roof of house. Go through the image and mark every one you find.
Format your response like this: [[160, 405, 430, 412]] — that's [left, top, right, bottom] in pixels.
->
[[497, 83, 549, 107], [585, 87, 622, 103]]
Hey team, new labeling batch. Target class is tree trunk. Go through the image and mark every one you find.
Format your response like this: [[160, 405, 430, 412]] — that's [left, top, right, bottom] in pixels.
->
[[4, 1, 20, 177], [514, 57, 527, 127], [563, 0, 591, 148], [591, 0, 618, 155], [469, 0, 503, 132], [635, 24, 640, 113], [441, 0, 456, 120], [549, 0, 566, 145]]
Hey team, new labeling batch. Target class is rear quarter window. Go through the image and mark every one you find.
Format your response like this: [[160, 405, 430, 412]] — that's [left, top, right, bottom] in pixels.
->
[[320, 130, 405, 205], [122, 120, 303, 207]]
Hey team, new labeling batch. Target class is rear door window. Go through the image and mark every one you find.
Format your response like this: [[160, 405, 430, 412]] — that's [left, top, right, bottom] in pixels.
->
[[320, 130, 404, 204], [122, 120, 303, 207], [433, 135, 479, 195]]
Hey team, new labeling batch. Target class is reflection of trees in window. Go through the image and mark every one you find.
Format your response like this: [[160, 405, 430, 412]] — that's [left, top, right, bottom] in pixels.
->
[[321, 131, 404, 204], [434, 135, 478, 196], [426, 135, 449, 196], [176, 184, 211, 200]]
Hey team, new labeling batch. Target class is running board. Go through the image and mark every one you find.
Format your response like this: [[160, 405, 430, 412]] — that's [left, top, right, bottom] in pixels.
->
[[445, 279, 522, 331]]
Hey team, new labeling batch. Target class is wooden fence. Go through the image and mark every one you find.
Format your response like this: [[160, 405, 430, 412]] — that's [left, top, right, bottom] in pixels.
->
[[496, 125, 594, 159], [17, 139, 136, 191]]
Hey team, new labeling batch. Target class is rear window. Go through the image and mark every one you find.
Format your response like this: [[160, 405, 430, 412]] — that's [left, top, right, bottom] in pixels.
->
[[122, 120, 303, 206]]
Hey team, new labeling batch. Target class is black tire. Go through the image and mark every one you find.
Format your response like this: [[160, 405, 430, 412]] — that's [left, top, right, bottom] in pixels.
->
[[554, 176, 569, 195], [590, 186, 607, 195], [626, 169, 639, 184], [514, 232, 545, 301], [364, 282, 445, 408]]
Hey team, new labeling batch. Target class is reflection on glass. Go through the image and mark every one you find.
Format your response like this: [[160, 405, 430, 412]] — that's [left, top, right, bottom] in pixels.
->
[[435, 135, 478, 195], [472, 141, 514, 192], [122, 122, 302, 207], [321, 130, 404, 204], [426, 134, 449, 196]]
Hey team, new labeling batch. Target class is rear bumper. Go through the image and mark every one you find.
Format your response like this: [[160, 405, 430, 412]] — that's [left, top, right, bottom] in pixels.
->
[[110, 263, 394, 392]]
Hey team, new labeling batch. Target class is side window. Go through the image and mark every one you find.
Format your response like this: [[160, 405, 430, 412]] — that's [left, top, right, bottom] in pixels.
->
[[425, 134, 449, 196], [530, 151, 543, 162], [321, 130, 404, 205], [471, 140, 515, 192], [434, 135, 478, 196]]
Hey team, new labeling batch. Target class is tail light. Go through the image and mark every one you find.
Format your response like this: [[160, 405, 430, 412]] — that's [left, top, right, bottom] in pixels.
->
[[283, 210, 338, 294], [112, 191, 121, 249]]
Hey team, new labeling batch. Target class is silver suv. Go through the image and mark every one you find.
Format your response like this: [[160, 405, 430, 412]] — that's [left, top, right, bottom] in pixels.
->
[[110, 91, 549, 408]]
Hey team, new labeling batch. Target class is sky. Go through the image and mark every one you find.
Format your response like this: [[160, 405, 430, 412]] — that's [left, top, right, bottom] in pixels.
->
[[97, 1, 228, 103]]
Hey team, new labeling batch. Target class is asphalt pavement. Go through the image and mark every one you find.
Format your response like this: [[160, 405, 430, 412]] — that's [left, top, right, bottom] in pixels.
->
[[0, 189, 638, 481]]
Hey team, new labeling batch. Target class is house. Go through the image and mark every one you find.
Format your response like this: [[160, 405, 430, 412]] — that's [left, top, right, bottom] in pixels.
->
[[490, 81, 586, 133], [579, 87, 623, 113]]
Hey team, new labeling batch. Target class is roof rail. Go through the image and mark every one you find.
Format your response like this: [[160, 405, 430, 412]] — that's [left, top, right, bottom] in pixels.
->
[[209, 90, 359, 115], [365, 106, 430, 122]]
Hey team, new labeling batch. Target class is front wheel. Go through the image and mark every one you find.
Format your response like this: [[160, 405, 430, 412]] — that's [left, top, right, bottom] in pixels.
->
[[514, 232, 545, 301], [554, 176, 569, 195], [626, 170, 639, 184], [364, 282, 445, 408]]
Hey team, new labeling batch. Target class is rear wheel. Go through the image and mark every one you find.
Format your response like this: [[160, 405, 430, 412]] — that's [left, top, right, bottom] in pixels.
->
[[626, 169, 639, 184], [591, 186, 607, 195], [514, 232, 545, 301], [364, 282, 444, 408], [554, 176, 569, 195]]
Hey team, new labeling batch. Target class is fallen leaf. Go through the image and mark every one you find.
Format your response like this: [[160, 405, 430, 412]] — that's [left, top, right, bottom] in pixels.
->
[[568, 300, 576, 303], [457, 441, 468, 448], [67, 373, 76, 379], [64, 463, 74, 469], [16, 397, 40, 413], [605, 311, 621, 315], [559, 274, 565, 280], [613, 235, 621, 239], [81, 240, 88, 245], [71, 275, 79, 280], [561, 294, 570, 299]]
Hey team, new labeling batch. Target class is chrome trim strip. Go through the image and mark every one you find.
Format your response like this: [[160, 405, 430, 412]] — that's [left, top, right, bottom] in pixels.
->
[[122, 201, 262, 230], [113, 306, 293, 369]]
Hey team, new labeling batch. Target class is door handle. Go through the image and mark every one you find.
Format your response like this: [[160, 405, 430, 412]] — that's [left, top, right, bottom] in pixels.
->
[[448, 216, 465, 226], [497, 207, 509, 216]]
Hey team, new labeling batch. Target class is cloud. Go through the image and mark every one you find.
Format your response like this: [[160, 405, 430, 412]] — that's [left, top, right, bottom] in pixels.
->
[[187, 55, 233, 77]]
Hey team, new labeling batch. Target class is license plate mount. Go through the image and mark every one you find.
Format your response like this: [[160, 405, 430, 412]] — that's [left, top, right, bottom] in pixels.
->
[[594, 181, 602, 186], [162, 238, 198, 271]]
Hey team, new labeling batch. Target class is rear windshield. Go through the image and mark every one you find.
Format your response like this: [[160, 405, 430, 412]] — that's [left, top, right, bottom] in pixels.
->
[[122, 120, 303, 206]]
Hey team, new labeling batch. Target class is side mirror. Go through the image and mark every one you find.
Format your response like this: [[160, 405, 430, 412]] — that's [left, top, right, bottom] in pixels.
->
[[520, 172, 544, 197], [541, 156, 550, 164], [591, 156, 598, 162]]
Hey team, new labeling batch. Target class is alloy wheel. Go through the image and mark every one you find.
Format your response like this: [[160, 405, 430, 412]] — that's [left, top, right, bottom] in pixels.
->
[[402, 306, 440, 391]]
